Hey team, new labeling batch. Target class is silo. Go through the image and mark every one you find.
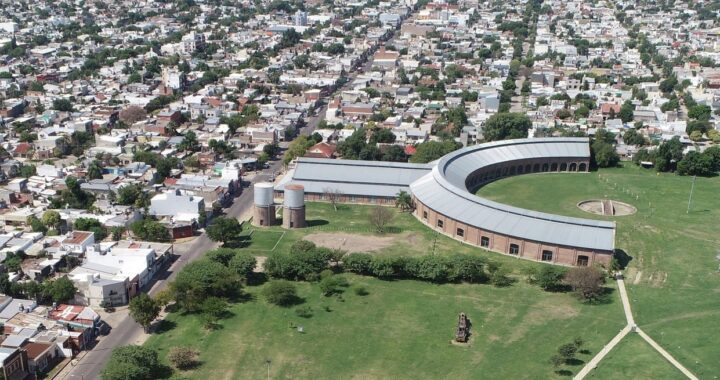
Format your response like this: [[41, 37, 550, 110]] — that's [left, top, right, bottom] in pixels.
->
[[283, 184, 306, 229], [253, 182, 276, 227]]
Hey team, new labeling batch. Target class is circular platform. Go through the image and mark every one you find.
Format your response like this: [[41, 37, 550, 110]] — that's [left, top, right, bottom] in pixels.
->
[[577, 199, 637, 216]]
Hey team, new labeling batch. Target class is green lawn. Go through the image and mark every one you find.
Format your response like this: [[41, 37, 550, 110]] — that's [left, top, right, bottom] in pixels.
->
[[586, 334, 684, 379], [479, 165, 720, 377], [146, 276, 624, 380], [146, 201, 628, 379]]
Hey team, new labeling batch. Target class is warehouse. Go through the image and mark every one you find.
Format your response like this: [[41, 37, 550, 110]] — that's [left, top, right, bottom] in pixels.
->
[[276, 138, 615, 266]]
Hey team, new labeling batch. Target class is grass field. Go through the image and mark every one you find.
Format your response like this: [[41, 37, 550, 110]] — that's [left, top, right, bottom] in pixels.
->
[[146, 202, 627, 379], [146, 275, 624, 379], [586, 334, 684, 379], [479, 164, 720, 377]]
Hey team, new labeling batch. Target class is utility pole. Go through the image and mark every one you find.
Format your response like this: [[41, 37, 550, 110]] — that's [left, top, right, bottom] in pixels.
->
[[686, 175, 696, 214], [265, 359, 271, 380]]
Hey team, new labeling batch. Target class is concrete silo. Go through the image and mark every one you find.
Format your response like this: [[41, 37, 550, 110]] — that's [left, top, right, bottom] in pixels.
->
[[283, 184, 306, 229], [253, 182, 276, 227]]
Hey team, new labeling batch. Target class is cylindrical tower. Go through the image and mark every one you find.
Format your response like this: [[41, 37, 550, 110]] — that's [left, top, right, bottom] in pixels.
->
[[283, 183, 306, 229], [253, 182, 276, 227]]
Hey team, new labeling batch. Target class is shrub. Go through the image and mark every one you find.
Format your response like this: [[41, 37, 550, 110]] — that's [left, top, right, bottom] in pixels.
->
[[262, 280, 299, 306], [343, 253, 373, 274], [168, 346, 199, 370], [353, 286, 369, 296], [295, 306, 313, 318], [319, 275, 349, 296], [564, 266, 606, 301]]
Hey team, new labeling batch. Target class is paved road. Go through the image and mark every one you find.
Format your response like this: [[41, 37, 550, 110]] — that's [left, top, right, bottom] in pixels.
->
[[63, 161, 283, 380]]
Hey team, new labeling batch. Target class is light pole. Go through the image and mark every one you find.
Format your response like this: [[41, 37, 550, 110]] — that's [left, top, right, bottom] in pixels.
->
[[686, 175, 696, 214], [265, 359, 271, 380]]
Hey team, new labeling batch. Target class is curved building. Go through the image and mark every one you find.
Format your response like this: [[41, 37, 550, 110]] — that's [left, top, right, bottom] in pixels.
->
[[277, 137, 615, 266], [410, 138, 614, 266]]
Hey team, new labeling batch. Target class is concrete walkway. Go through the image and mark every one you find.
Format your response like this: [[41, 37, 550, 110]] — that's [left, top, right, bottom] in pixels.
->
[[573, 274, 698, 380]]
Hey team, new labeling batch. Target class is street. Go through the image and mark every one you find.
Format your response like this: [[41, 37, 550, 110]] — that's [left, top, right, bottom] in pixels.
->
[[63, 160, 283, 380]]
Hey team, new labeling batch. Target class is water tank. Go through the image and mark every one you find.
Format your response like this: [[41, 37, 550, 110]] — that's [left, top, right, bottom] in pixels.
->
[[284, 184, 305, 208], [254, 182, 275, 206]]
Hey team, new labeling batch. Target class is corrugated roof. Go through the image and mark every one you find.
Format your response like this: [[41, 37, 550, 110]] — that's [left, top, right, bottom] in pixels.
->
[[411, 138, 615, 251], [275, 158, 433, 197]]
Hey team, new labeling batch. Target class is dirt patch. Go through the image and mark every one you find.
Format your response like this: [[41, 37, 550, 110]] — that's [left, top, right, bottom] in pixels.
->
[[304, 232, 410, 253], [578, 199, 637, 216]]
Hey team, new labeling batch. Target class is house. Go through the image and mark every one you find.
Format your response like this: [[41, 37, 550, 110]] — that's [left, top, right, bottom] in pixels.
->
[[0, 347, 29, 380], [59, 231, 95, 255], [304, 142, 336, 159], [149, 190, 205, 221], [22, 342, 56, 375]]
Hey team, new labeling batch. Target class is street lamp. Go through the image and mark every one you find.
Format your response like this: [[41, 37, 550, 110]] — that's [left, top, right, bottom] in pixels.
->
[[265, 359, 271, 380]]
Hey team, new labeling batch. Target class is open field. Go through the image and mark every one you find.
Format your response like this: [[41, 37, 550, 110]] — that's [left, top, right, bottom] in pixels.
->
[[145, 275, 624, 380], [146, 202, 626, 379], [479, 165, 720, 377]]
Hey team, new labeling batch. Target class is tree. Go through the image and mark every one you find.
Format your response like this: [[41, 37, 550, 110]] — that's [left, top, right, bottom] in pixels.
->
[[688, 104, 711, 121], [170, 260, 238, 312], [130, 220, 170, 242], [129, 293, 160, 332], [655, 136, 684, 172], [52, 98, 73, 112], [592, 141, 619, 168], [677, 151, 713, 176], [201, 296, 228, 329], [409, 140, 461, 163], [28, 215, 47, 234], [323, 188, 343, 211], [20, 164, 36, 178], [117, 183, 149, 208], [178, 131, 199, 152], [319, 274, 349, 296], [42, 210, 62, 231], [618, 101, 635, 123], [206, 217, 242, 244], [119, 105, 148, 124], [395, 190, 413, 211], [45, 276, 77, 303], [564, 266, 605, 301], [229, 252, 257, 280], [557, 343, 578, 361], [87, 160, 104, 180], [369, 206, 394, 233], [101, 346, 162, 380], [74, 217, 107, 240], [262, 280, 298, 306], [483, 113, 532, 141], [168, 347, 199, 370], [532, 266, 566, 291], [574, 105, 590, 119]]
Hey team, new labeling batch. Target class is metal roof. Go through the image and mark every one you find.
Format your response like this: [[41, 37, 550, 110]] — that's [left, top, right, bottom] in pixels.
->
[[410, 138, 615, 251], [275, 158, 433, 197]]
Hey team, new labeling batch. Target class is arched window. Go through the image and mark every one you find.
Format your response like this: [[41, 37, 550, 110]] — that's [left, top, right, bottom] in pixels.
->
[[509, 244, 520, 255], [577, 255, 589, 266], [533, 164, 540, 172], [517, 165, 524, 174], [551, 163, 558, 171], [560, 163, 568, 171], [579, 163, 587, 172], [456, 228, 464, 237], [569, 163, 577, 171], [542, 163, 549, 172], [509, 166, 517, 175], [541, 250, 553, 262]]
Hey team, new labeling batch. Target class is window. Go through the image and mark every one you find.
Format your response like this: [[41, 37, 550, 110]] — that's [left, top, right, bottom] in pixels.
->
[[509, 244, 520, 255], [533, 164, 540, 172], [560, 163, 568, 171], [437, 220, 444, 228], [551, 163, 558, 171], [480, 236, 490, 248], [259, 219, 264, 226], [541, 250, 553, 262], [456, 228, 464, 237], [422, 211, 428, 220], [577, 255, 589, 266]]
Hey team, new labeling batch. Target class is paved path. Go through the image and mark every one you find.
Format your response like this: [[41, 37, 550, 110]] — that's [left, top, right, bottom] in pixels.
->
[[573, 275, 698, 380]]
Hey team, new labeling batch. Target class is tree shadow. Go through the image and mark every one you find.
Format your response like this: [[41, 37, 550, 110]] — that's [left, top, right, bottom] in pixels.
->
[[153, 319, 176, 334], [155, 364, 175, 379], [554, 369, 573, 377], [613, 249, 633, 269], [246, 272, 268, 286], [585, 286, 615, 305], [579, 349, 592, 355], [566, 358, 585, 366], [306, 219, 329, 227]]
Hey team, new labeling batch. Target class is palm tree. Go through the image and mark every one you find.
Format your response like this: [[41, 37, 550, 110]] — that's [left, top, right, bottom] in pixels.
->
[[395, 190, 413, 211]]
